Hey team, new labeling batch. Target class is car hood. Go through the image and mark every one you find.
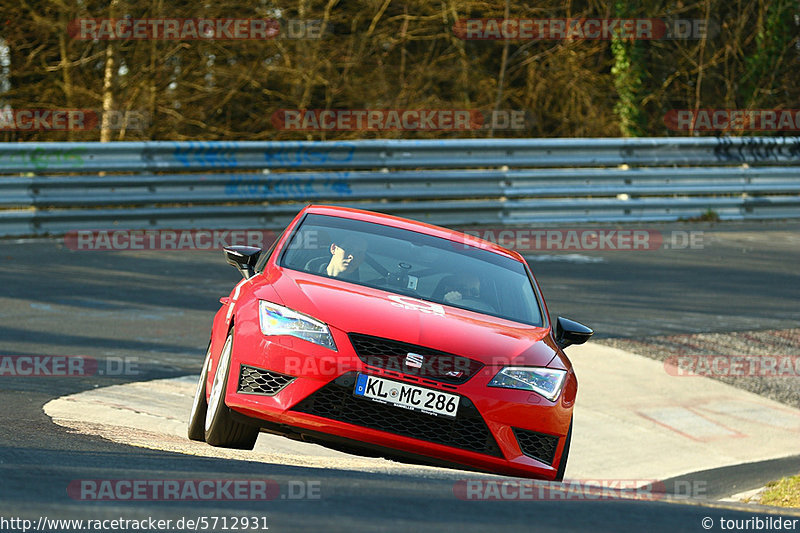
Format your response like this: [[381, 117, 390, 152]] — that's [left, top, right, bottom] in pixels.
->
[[259, 269, 556, 367]]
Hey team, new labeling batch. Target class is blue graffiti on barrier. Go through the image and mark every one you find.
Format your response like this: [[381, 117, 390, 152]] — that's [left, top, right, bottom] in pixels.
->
[[224, 172, 352, 198], [172, 141, 239, 168], [263, 142, 356, 167]]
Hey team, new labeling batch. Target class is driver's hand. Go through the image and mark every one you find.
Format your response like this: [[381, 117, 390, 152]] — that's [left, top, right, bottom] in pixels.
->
[[444, 290, 462, 303]]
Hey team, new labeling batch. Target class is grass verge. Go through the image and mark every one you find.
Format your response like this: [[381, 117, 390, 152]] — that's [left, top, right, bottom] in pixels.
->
[[758, 474, 800, 508]]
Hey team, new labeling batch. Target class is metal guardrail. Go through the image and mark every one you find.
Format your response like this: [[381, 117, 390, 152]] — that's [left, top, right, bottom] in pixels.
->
[[1, 137, 800, 236]]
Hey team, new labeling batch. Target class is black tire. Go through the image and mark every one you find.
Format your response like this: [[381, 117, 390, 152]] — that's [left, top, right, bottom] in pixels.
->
[[187, 343, 212, 441], [203, 333, 259, 449], [554, 417, 572, 482]]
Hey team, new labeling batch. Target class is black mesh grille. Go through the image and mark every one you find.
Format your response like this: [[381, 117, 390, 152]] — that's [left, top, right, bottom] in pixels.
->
[[237, 365, 295, 396], [348, 333, 483, 385], [513, 427, 560, 465], [292, 372, 502, 457]]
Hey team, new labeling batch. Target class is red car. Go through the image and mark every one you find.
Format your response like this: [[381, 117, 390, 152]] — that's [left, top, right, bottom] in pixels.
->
[[188, 205, 592, 480]]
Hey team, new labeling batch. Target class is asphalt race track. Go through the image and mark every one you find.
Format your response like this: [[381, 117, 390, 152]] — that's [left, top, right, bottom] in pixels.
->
[[1, 219, 799, 532]]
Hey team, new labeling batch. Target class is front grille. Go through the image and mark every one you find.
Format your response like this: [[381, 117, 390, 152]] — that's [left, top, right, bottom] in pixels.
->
[[513, 427, 560, 466], [348, 333, 483, 385], [292, 372, 502, 457], [237, 365, 295, 396]]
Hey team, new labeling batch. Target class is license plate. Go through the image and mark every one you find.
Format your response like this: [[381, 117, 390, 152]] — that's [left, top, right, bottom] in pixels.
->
[[353, 374, 460, 418]]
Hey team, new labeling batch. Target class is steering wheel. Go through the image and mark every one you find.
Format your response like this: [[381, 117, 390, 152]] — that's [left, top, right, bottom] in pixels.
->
[[456, 297, 496, 313]]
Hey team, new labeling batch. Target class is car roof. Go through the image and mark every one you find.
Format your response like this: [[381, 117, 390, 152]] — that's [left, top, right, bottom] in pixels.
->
[[300, 204, 524, 262]]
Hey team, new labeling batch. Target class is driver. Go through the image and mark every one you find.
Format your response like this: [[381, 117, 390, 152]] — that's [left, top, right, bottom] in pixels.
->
[[323, 235, 368, 279], [442, 273, 481, 304]]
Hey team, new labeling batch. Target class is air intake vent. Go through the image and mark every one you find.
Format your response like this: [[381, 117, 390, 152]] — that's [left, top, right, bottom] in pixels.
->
[[237, 365, 295, 396], [512, 427, 560, 465]]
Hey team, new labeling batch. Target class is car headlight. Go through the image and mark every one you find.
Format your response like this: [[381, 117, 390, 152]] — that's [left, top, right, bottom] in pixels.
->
[[488, 367, 567, 401], [258, 300, 337, 351]]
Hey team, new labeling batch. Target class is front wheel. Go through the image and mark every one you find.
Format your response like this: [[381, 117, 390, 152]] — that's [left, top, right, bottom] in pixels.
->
[[187, 343, 212, 441], [203, 332, 259, 449], [554, 417, 572, 482]]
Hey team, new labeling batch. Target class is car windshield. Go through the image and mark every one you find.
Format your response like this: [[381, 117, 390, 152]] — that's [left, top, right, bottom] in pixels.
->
[[279, 214, 544, 327]]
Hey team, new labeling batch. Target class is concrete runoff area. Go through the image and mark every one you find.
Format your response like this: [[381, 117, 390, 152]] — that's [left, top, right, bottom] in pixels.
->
[[44, 341, 800, 498]]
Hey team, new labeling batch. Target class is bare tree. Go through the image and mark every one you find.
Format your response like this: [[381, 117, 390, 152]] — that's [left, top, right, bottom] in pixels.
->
[[1, 0, 797, 141]]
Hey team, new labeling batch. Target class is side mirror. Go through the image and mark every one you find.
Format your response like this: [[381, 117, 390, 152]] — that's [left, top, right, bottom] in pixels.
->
[[224, 246, 262, 279], [555, 316, 593, 349]]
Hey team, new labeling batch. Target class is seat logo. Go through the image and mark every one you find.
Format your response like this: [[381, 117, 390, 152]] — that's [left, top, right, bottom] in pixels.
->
[[404, 353, 424, 369]]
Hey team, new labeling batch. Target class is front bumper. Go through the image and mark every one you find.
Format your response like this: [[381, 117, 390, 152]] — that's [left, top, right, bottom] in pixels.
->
[[223, 325, 575, 480]]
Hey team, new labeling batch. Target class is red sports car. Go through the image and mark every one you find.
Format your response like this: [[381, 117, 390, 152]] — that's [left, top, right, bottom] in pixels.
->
[[188, 205, 592, 480]]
